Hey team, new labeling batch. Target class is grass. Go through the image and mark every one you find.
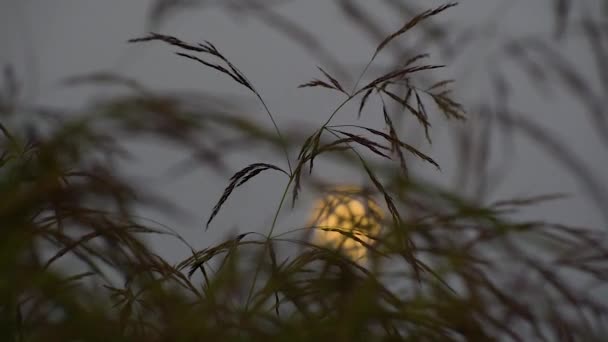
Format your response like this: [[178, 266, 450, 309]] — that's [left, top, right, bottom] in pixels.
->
[[1, 1, 607, 340]]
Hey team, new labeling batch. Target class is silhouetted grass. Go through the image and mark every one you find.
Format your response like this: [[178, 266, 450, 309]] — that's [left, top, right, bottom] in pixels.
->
[[1, 1, 607, 341]]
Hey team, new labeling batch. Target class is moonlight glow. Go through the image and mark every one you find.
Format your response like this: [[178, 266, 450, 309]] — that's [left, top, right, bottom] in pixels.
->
[[309, 186, 383, 262]]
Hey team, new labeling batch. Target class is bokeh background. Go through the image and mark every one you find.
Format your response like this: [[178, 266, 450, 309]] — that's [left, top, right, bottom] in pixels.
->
[[2, 0, 606, 264]]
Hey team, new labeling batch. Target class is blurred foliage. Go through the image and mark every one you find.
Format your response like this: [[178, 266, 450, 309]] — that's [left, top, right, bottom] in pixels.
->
[[1, 1, 608, 341]]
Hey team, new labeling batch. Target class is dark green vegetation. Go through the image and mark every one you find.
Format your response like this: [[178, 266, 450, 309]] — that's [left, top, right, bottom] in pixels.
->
[[1, 1, 607, 340]]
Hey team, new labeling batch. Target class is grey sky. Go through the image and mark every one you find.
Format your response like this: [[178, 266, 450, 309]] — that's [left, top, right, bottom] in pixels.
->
[[1, 0, 606, 263]]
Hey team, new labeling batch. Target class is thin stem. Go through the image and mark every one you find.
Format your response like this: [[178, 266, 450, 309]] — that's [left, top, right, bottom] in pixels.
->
[[244, 176, 294, 312], [266, 177, 294, 239], [351, 58, 375, 95], [318, 91, 366, 131], [254, 92, 293, 175]]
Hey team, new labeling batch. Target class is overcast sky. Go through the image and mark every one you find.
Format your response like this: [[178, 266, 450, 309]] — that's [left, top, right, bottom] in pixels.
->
[[1, 0, 606, 263]]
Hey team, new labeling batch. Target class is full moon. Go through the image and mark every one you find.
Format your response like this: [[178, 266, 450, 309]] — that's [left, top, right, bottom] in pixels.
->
[[308, 186, 383, 262]]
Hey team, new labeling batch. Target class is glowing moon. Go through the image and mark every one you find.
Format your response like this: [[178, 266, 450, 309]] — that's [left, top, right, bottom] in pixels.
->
[[308, 186, 383, 262]]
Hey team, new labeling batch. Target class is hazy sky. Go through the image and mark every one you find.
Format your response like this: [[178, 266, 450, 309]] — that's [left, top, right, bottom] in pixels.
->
[[2, 0, 606, 263]]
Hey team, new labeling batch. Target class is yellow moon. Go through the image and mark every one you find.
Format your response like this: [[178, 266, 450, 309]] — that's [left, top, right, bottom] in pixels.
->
[[308, 186, 383, 262]]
